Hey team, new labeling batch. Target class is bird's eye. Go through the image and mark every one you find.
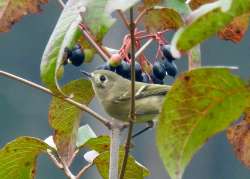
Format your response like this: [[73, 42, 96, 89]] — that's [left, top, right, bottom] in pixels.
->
[[100, 75, 106, 82]]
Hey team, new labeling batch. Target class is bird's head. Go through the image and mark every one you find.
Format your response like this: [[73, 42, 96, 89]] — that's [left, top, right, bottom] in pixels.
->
[[81, 70, 125, 98]]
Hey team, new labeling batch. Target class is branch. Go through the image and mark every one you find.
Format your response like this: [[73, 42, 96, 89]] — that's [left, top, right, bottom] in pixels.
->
[[134, 8, 148, 25], [116, 10, 130, 30], [0, 70, 112, 129], [109, 126, 122, 179], [135, 38, 154, 59], [76, 163, 94, 179], [61, 159, 76, 179], [119, 7, 136, 179], [188, 45, 201, 70], [48, 152, 63, 169]]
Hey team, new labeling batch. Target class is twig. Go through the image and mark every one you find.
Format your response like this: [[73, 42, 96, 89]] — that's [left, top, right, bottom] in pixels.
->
[[48, 152, 63, 169], [188, 45, 201, 70], [119, 7, 136, 179], [0, 70, 112, 129], [134, 8, 148, 25], [135, 38, 154, 59], [61, 159, 76, 179], [116, 10, 130, 30], [78, 24, 111, 62], [109, 126, 122, 179], [57, 0, 65, 9], [76, 163, 94, 179]]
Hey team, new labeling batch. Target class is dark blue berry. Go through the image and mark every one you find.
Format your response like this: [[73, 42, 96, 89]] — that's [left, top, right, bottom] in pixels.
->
[[116, 60, 130, 79], [96, 62, 116, 72], [139, 73, 150, 83], [162, 45, 175, 62], [153, 61, 166, 80], [150, 73, 163, 84], [163, 59, 177, 77], [135, 61, 142, 77], [69, 45, 85, 66]]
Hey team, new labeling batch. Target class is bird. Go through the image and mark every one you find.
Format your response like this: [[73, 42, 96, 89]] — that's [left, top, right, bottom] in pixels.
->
[[81, 70, 171, 123]]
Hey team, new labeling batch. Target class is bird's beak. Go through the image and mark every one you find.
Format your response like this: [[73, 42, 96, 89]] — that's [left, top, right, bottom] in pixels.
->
[[80, 70, 93, 79]]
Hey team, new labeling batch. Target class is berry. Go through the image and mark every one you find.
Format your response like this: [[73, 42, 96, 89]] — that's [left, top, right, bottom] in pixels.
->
[[150, 73, 163, 84], [109, 53, 122, 67], [135, 61, 142, 77], [138, 72, 150, 83], [116, 60, 130, 79], [162, 45, 175, 62], [96, 62, 116, 72], [69, 45, 85, 66], [163, 59, 178, 77], [152, 61, 166, 80]]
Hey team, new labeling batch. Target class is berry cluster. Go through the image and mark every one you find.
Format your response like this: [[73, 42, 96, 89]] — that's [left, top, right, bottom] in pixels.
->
[[63, 44, 85, 66], [64, 25, 179, 85], [97, 59, 151, 83], [96, 45, 177, 84]]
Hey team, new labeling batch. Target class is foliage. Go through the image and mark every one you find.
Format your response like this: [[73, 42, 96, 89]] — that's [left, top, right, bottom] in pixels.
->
[[1, 0, 250, 179]]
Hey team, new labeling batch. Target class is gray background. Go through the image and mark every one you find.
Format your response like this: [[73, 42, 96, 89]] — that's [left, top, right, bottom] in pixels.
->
[[1, 1, 250, 179]]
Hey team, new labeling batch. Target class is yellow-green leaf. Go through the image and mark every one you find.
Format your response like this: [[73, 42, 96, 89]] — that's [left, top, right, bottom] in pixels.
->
[[79, 135, 110, 153], [0, 137, 54, 179], [49, 79, 94, 165], [94, 151, 150, 179], [157, 68, 248, 179], [143, 7, 184, 32], [171, 0, 250, 54]]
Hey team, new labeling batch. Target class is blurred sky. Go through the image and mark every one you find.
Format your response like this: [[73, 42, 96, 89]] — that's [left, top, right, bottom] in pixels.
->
[[1, 1, 250, 179]]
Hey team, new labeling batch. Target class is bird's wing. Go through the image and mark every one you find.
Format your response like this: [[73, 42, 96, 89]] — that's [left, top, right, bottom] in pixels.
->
[[115, 83, 171, 102]]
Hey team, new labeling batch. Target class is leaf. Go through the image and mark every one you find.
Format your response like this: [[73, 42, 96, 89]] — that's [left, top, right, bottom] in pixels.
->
[[156, 68, 248, 179], [40, 0, 86, 94], [79, 135, 111, 153], [188, 0, 215, 10], [0, 136, 53, 179], [0, 0, 48, 32], [218, 14, 250, 43], [142, 0, 189, 15], [171, 0, 250, 54], [227, 118, 250, 168], [76, 125, 96, 147], [94, 151, 150, 179], [49, 79, 94, 165], [143, 7, 184, 32], [40, 0, 140, 94]]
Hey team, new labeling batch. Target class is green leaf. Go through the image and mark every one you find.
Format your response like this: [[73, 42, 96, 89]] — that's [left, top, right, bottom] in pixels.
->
[[142, 7, 184, 32], [0, 0, 48, 32], [0, 136, 53, 179], [171, 0, 250, 54], [79, 135, 111, 153], [49, 79, 94, 165], [40, 0, 85, 94], [40, 0, 140, 94], [156, 68, 248, 179], [94, 151, 150, 179], [76, 125, 96, 147]]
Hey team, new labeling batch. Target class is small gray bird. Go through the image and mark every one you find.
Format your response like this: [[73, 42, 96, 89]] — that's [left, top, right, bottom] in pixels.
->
[[81, 70, 171, 123]]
